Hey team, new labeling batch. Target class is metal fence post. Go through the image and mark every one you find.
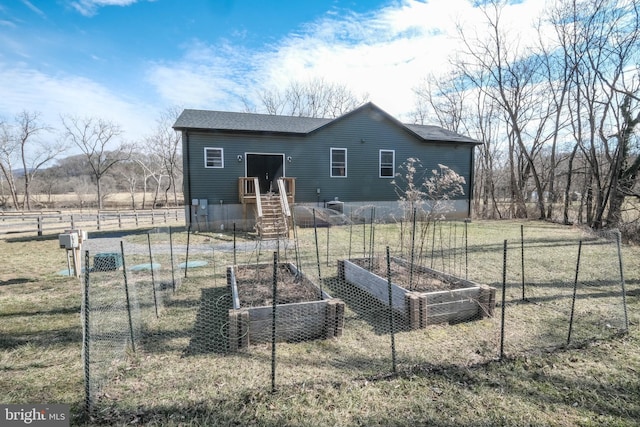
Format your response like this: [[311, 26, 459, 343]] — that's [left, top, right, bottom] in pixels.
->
[[567, 240, 583, 345], [615, 231, 629, 332], [185, 225, 191, 278], [409, 208, 416, 290], [121, 241, 136, 353], [465, 220, 469, 280], [312, 209, 323, 299], [271, 251, 278, 393], [169, 226, 176, 293], [147, 233, 159, 318], [82, 250, 91, 414], [386, 246, 397, 375], [521, 224, 526, 301], [500, 240, 507, 361]]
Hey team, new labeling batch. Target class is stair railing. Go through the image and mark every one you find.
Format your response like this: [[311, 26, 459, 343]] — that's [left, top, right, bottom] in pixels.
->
[[254, 177, 263, 218], [277, 178, 291, 237], [277, 178, 291, 218]]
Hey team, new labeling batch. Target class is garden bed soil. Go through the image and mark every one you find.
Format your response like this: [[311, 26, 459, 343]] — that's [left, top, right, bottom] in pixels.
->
[[349, 258, 469, 292], [338, 257, 496, 329], [232, 263, 322, 307], [227, 262, 344, 350]]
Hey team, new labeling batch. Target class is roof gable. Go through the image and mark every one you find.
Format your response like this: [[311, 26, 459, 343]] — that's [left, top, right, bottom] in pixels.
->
[[173, 103, 481, 144]]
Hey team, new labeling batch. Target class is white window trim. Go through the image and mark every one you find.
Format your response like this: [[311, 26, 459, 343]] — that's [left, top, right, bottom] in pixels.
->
[[379, 149, 395, 178], [330, 147, 347, 178], [204, 147, 224, 168]]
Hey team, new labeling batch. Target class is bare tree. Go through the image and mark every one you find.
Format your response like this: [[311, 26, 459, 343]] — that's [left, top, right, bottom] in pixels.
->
[[61, 115, 131, 209], [248, 77, 369, 118], [112, 158, 143, 209], [606, 95, 640, 226], [473, 90, 505, 219], [138, 152, 166, 208], [16, 112, 65, 210], [142, 107, 183, 206], [555, 0, 640, 229], [454, 0, 565, 219], [412, 69, 505, 219], [0, 112, 63, 210], [0, 118, 20, 209], [412, 72, 469, 132]]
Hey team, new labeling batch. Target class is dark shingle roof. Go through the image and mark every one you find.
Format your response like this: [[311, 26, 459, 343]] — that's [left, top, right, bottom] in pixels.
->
[[404, 124, 479, 143], [173, 109, 331, 134], [173, 103, 481, 144]]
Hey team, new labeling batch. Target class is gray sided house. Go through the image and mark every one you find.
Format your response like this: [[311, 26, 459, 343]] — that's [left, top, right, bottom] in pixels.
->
[[173, 102, 481, 234]]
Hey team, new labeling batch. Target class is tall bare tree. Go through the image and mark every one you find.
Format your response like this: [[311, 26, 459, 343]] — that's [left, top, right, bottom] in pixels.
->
[[246, 77, 369, 118], [61, 115, 131, 209], [141, 107, 182, 206], [556, 0, 640, 229], [412, 72, 469, 132], [454, 0, 574, 219], [16, 112, 65, 210], [412, 69, 506, 219], [0, 112, 63, 210], [606, 95, 640, 226], [0, 118, 20, 209], [134, 151, 166, 209]]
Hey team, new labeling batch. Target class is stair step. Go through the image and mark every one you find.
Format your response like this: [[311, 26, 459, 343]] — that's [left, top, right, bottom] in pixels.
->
[[257, 193, 289, 240]]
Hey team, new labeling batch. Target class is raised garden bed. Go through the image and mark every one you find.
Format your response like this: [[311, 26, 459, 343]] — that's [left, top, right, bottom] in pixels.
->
[[227, 262, 344, 350], [338, 257, 495, 329]]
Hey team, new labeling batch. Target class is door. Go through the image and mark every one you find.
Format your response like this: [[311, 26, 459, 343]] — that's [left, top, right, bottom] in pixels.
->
[[246, 153, 285, 193]]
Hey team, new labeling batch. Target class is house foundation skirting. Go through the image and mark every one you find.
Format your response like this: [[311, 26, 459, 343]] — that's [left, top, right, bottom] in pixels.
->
[[185, 200, 471, 232]]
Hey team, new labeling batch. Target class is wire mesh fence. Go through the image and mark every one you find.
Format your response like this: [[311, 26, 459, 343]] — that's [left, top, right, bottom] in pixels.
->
[[79, 217, 630, 416], [498, 227, 628, 357]]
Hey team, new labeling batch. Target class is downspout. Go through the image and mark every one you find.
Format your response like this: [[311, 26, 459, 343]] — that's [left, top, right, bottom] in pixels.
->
[[468, 145, 475, 218], [184, 131, 193, 228]]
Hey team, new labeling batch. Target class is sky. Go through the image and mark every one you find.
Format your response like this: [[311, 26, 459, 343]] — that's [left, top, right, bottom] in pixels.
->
[[0, 0, 548, 144]]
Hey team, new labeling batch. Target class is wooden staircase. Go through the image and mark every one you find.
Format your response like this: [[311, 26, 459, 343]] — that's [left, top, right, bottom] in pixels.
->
[[256, 193, 289, 239]]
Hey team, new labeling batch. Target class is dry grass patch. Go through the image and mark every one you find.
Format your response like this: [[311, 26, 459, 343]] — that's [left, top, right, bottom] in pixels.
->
[[1, 220, 639, 426]]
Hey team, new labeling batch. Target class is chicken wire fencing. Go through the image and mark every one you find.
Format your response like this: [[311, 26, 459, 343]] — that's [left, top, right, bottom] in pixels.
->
[[79, 218, 630, 415], [81, 227, 182, 411], [499, 227, 629, 358]]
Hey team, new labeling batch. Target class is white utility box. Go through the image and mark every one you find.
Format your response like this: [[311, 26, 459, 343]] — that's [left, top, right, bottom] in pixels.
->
[[59, 232, 79, 249]]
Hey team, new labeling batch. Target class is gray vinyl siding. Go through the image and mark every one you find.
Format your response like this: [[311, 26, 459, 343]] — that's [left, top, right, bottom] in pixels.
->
[[290, 107, 473, 204], [182, 107, 474, 206]]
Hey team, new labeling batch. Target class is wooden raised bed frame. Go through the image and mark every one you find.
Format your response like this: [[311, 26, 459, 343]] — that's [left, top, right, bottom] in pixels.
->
[[227, 262, 345, 350], [338, 257, 495, 329]]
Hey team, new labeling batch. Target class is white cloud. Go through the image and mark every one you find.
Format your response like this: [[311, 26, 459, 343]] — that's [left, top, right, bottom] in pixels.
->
[[0, 63, 157, 142], [69, 0, 144, 17], [0, 0, 554, 159], [146, 0, 485, 118], [21, 0, 46, 18], [146, 40, 251, 112]]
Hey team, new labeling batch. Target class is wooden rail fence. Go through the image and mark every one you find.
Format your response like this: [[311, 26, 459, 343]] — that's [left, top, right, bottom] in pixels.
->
[[0, 208, 185, 237]]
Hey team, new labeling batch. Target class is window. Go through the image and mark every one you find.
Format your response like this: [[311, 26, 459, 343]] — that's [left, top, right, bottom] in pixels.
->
[[204, 148, 223, 168], [379, 150, 395, 178], [331, 148, 347, 177]]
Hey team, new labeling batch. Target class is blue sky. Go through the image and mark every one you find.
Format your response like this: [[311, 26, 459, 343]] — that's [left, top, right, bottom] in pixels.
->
[[0, 0, 546, 142]]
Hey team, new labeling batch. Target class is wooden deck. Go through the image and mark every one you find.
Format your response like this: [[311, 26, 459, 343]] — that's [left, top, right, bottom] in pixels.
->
[[238, 177, 295, 206]]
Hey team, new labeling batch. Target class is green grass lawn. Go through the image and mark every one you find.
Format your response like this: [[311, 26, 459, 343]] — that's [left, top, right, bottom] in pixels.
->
[[1, 220, 639, 426]]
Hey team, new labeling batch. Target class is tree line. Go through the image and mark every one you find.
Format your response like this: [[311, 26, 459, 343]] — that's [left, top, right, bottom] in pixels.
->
[[412, 0, 640, 240], [0, 107, 182, 210], [2, 0, 638, 241]]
